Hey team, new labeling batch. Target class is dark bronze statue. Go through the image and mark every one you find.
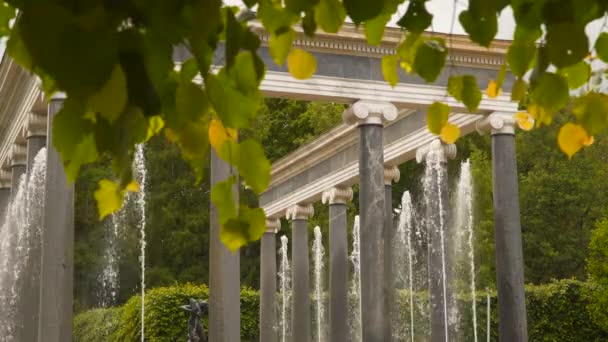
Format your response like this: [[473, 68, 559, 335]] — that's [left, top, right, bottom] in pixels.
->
[[180, 298, 208, 342]]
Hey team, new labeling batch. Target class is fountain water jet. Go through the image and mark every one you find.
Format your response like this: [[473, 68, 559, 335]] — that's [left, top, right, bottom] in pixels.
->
[[348, 215, 362, 341], [395, 191, 416, 342], [278, 235, 291, 342], [312, 226, 326, 342], [134, 144, 147, 341]]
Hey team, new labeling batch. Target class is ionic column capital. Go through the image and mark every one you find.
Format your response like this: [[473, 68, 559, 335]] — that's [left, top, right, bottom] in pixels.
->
[[286, 203, 314, 220], [476, 112, 521, 135], [384, 165, 400, 185], [0, 169, 11, 189], [27, 112, 47, 138], [416, 139, 457, 164], [343, 100, 398, 126], [322, 186, 353, 205], [265, 218, 281, 234], [11, 144, 27, 167]]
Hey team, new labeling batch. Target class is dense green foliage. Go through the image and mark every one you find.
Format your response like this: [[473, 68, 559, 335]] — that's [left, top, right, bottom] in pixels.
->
[[74, 280, 607, 341], [587, 219, 608, 331], [2, 0, 606, 249]]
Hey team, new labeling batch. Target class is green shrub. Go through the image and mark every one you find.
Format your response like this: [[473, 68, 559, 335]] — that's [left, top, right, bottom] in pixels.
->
[[75, 280, 606, 341], [587, 219, 608, 331], [73, 306, 123, 342]]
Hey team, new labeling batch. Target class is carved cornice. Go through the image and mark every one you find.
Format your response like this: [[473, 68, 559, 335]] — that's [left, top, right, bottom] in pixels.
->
[[11, 143, 26, 167], [265, 218, 281, 234], [476, 112, 520, 135], [322, 186, 353, 205], [26, 112, 47, 138], [384, 165, 400, 185], [286, 203, 314, 220], [343, 100, 398, 126], [416, 139, 457, 164]]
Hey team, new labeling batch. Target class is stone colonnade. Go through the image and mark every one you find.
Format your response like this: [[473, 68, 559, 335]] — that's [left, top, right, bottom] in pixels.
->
[[258, 102, 528, 342]]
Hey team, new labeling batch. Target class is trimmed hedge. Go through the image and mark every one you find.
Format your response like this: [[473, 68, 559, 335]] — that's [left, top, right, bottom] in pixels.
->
[[75, 280, 607, 341]]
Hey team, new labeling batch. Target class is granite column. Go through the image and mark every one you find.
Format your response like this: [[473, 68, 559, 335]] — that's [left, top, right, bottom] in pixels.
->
[[260, 218, 280, 342]]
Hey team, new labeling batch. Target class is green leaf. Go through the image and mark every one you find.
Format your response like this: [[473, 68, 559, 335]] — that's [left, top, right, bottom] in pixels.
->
[[396, 0, 433, 34], [258, 1, 298, 34], [180, 58, 199, 82], [595, 32, 608, 63], [269, 29, 297, 66], [286, 0, 319, 14], [572, 93, 608, 135], [206, 71, 261, 128], [230, 51, 263, 93], [177, 121, 210, 160], [0, 2, 15, 37], [238, 139, 271, 194], [211, 176, 238, 225], [382, 55, 399, 87], [302, 9, 317, 37], [511, 78, 527, 102], [343, 0, 383, 23], [459, 8, 497, 47], [529, 45, 549, 87], [287, 48, 317, 80], [175, 82, 209, 125], [448, 75, 482, 112], [65, 135, 98, 182], [397, 33, 422, 72], [364, 14, 391, 45], [426, 102, 450, 134], [559, 61, 591, 89], [87, 64, 127, 123], [531, 72, 569, 117], [546, 23, 589, 68], [497, 63, 507, 88], [507, 41, 536, 77], [94, 179, 125, 220], [221, 205, 266, 252], [315, 0, 346, 33], [413, 38, 447, 82]]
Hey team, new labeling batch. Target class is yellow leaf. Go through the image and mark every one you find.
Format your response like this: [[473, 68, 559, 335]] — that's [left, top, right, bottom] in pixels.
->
[[400, 61, 412, 73], [583, 135, 595, 146], [382, 55, 399, 87], [208, 119, 237, 152], [88, 64, 127, 123], [146, 116, 165, 141], [164, 128, 178, 142], [287, 49, 316, 80], [527, 104, 553, 126], [269, 29, 296, 66], [558, 123, 591, 158], [94, 179, 124, 220], [486, 79, 501, 98], [514, 112, 534, 131], [126, 180, 140, 193], [440, 123, 460, 144]]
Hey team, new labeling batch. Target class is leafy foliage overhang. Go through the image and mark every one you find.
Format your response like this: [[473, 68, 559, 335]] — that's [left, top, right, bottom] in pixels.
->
[[1, 0, 607, 249]]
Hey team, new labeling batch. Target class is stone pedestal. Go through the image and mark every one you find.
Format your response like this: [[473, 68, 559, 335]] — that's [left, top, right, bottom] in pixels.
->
[[383, 166, 400, 341], [477, 113, 528, 342], [344, 100, 397, 341], [209, 149, 240, 342], [260, 219, 280, 342], [38, 95, 75, 342], [416, 139, 456, 342], [286, 203, 314, 342], [322, 187, 353, 342]]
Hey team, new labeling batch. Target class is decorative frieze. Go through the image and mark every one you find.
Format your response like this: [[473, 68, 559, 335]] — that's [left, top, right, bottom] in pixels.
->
[[286, 203, 314, 220], [321, 186, 353, 205], [416, 139, 457, 164], [343, 100, 398, 126], [383, 165, 400, 185]]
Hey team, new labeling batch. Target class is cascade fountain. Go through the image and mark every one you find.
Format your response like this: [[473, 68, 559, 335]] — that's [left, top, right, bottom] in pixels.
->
[[0, 149, 47, 341], [97, 211, 122, 307], [278, 235, 291, 342], [134, 144, 147, 341], [348, 215, 362, 341], [312, 226, 326, 342], [453, 159, 478, 341]]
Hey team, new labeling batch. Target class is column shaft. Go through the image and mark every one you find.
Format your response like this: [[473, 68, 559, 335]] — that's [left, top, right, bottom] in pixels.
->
[[0, 187, 9, 221], [492, 134, 528, 342], [260, 231, 277, 342], [10, 164, 25, 200], [19, 135, 46, 342], [358, 124, 385, 342], [209, 150, 240, 342], [38, 98, 74, 342], [383, 184, 394, 341], [329, 203, 348, 341], [291, 218, 310, 342]]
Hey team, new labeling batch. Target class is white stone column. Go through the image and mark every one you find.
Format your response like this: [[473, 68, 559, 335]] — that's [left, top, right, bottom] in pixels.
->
[[322, 186, 353, 342], [260, 218, 280, 342], [10, 143, 26, 200], [344, 100, 397, 341], [383, 165, 400, 341], [0, 169, 10, 220], [416, 139, 456, 342], [476, 112, 528, 342], [286, 203, 314, 342], [26, 112, 47, 173]]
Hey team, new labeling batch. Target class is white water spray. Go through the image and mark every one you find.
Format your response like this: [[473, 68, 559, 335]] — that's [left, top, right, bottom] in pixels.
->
[[349, 215, 362, 341], [278, 235, 291, 342], [134, 144, 147, 341], [312, 226, 326, 342], [396, 191, 416, 342]]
